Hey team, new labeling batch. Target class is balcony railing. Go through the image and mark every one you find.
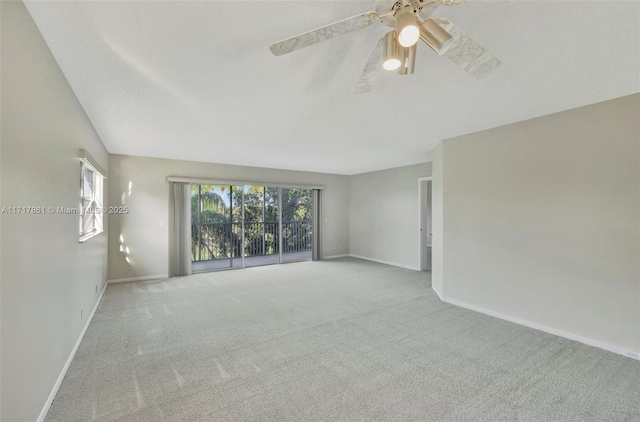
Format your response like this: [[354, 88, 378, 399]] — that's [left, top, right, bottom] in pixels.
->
[[192, 220, 312, 262]]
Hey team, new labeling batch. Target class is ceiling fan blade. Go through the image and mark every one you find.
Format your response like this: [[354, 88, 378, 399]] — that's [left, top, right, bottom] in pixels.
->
[[353, 37, 384, 94], [270, 12, 378, 56], [433, 18, 501, 79]]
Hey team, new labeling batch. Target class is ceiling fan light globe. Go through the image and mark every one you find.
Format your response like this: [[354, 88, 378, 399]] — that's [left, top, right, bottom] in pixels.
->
[[398, 26, 420, 47], [396, 8, 420, 47], [440, 38, 453, 54], [383, 58, 401, 70], [382, 31, 401, 71]]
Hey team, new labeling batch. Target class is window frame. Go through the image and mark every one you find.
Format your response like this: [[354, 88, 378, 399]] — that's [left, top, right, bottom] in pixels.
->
[[79, 158, 105, 243]]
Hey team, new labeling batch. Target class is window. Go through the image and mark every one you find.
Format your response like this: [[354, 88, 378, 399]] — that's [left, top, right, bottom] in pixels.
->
[[79, 153, 105, 242]]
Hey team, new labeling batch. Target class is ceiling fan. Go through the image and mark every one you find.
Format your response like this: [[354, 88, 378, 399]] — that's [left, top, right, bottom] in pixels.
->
[[269, 0, 501, 93]]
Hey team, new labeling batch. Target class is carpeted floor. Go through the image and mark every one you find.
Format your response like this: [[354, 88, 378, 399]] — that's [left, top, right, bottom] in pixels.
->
[[46, 258, 639, 421]]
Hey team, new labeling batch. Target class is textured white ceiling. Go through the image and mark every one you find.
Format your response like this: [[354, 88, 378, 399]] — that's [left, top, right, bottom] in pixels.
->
[[24, 1, 640, 175]]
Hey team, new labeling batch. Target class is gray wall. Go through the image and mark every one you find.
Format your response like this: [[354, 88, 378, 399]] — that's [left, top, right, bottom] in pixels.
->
[[107, 154, 350, 281], [433, 94, 640, 353], [349, 163, 432, 270], [0, 2, 109, 420]]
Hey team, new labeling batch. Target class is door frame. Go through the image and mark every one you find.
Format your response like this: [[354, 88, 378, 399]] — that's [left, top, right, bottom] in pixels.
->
[[418, 177, 433, 271]]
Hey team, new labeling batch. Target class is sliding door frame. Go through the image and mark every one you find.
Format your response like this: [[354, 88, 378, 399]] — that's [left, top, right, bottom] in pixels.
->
[[241, 187, 246, 268], [183, 178, 323, 271], [278, 187, 283, 264], [167, 176, 325, 191], [312, 189, 321, 261]]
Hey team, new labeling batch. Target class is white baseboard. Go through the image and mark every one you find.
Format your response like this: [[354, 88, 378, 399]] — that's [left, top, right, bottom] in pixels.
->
[[349, 254, 420, 271], [322, 254, 350, 260], [107, 274, 168, 284], [37, 281, 108, 422], [431, 285, 443, 300], [442, 296, 639, 361]]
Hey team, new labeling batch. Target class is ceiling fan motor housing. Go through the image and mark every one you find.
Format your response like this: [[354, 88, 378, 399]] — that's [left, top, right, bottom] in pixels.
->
[[375, 0, 440, 28]]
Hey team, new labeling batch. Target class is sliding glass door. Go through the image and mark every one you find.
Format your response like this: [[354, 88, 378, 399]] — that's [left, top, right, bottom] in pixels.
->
[[191, 184, 314, 272], [191, 184, 237, 271], [281, 188, 313, 263], [241, 186, 280, 268]]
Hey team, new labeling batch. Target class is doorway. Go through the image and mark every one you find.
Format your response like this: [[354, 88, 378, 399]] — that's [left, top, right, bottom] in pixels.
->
[[419, 178, 432, 271], [190, 184, 314, 272]]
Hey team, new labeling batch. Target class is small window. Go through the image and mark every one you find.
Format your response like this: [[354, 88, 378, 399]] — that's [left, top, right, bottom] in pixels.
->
[[79, 161, 104, 242]]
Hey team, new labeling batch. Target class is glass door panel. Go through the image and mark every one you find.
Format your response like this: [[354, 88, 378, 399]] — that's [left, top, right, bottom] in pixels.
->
[[242, 186, 280, 267], [191, 184, 236, 271], [281, 188, 313, 263]]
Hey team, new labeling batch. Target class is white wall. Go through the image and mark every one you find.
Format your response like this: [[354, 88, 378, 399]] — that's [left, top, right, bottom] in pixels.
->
[[431, 143, 444, 297], [1, 2, 109, 420], [433, 94, 640, 354], [107, 154, 350, 281], [349, 163, 432, 270]]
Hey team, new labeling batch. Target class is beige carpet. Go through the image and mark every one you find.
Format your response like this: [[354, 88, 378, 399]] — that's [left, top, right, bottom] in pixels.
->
[[46, 258, 640, 421]]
